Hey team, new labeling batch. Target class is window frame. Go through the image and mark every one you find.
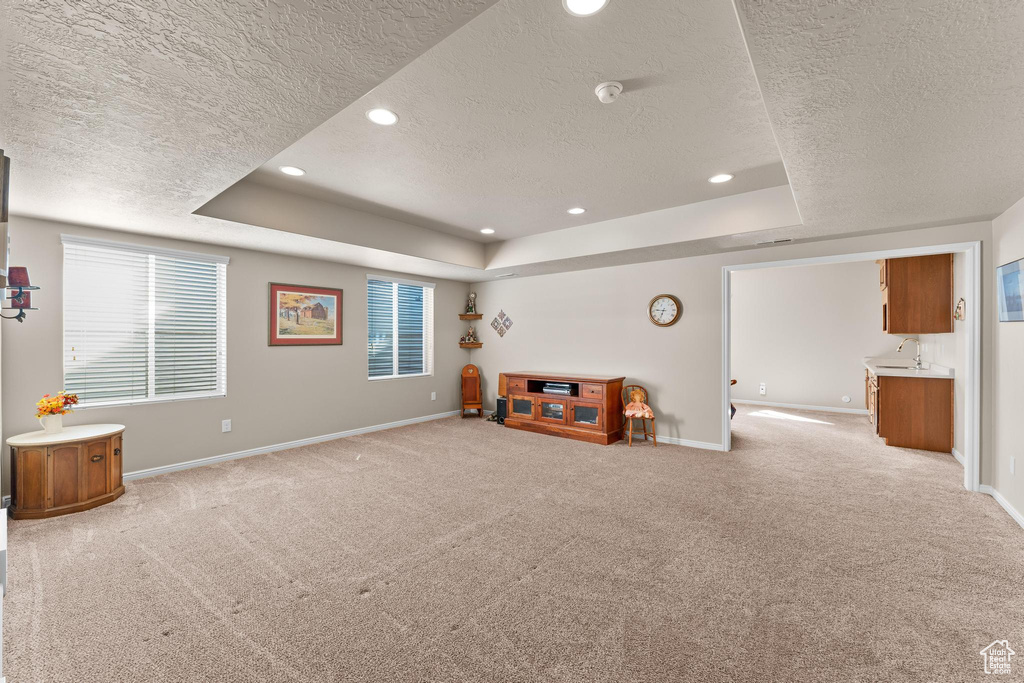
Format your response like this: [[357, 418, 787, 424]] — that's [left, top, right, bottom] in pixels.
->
[[366, 274, 435, 381], [61, 235, 229, 409]]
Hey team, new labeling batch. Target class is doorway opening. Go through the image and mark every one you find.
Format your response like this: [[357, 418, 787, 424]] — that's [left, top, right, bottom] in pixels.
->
[[722, 241, 981, 492]]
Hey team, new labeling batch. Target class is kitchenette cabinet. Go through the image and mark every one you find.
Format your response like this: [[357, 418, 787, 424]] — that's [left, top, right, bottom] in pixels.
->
[[878, 254, 954, 334], [865, 364, 953, 452]]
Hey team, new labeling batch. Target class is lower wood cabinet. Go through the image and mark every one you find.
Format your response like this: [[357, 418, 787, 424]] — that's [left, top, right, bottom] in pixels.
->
[[866, 370, 953, 452], [8, 424, 126, 519]]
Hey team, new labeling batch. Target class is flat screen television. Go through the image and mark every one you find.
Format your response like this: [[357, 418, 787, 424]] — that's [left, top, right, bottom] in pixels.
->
[[997, 257, 1024, 322]]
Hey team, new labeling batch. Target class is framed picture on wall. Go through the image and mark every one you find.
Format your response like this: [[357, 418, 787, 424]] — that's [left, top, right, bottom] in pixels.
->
[[997, 258, 1024, 322], [269, 283, 343, 345]]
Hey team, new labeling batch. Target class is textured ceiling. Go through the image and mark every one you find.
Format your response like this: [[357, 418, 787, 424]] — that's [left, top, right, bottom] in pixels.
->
[[734, 0, 1024, 234], [244, 0, 789, 240], [3, 0, 1022, 282], [0, 0, 496, 240]]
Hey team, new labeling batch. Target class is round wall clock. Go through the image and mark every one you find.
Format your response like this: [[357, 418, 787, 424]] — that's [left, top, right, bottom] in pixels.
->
[[648, 294, 682, 327]]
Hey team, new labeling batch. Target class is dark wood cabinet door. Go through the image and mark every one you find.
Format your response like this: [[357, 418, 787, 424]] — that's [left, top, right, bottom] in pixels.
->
[[49, 444, 81, 508], [885, 254, 954, 334], [84, 439, 109, 501], [14, 447, 47, 511], [110, 434, 123, 490]]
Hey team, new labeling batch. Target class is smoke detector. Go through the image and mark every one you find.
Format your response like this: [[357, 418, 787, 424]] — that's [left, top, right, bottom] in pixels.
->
[[595, 81, 623, 104]]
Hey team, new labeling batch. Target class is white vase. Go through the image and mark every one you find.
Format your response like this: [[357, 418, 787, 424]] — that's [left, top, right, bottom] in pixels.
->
[[39, 414, 63, 434]]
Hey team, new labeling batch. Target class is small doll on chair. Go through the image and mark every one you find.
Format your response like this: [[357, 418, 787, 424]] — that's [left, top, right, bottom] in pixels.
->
[[624, 389, 653, 419]]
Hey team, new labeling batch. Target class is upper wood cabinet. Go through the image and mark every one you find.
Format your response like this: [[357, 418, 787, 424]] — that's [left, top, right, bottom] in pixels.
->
[[878, 254, 954, 334]]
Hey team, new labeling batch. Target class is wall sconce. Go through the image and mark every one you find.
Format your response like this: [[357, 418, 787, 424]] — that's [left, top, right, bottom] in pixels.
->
[[2, 267, 38, 323]]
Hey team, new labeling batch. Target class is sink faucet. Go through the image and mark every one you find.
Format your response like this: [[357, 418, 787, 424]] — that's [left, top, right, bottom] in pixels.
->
[[897, 337, 923, 369]]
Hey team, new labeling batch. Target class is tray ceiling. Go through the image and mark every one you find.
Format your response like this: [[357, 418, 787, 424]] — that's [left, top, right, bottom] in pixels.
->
[[242, 0, 789, 241]]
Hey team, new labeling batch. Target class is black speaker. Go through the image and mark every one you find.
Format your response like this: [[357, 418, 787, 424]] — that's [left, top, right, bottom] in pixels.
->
[[495, 397, 507, 424]]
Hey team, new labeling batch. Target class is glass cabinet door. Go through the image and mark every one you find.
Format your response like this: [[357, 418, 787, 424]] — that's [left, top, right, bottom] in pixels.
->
[[538, 399, 567, 424], [571, 402, 602, 429], [510, 395, 535, 419]]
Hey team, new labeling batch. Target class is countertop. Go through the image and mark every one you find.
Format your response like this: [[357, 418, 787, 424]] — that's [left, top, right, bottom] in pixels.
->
[[863, 358, 954, 379]]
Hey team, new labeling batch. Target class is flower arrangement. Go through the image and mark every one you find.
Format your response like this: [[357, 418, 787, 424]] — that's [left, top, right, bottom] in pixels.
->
[[36, 392, 79, 418]]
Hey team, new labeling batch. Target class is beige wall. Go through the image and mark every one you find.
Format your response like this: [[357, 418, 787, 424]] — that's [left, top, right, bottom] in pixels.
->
[[469, 221, 993, 475], [993, 195, 1024, 515], [1, 216, 470, 492], [731, 260, 897, 411]]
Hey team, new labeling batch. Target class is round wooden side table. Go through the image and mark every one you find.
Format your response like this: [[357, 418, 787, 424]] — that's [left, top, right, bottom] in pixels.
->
[[7, 424, 126, 519]]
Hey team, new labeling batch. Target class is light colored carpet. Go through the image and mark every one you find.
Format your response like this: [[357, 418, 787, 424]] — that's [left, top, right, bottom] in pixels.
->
[[3, 406, 1022, 682]]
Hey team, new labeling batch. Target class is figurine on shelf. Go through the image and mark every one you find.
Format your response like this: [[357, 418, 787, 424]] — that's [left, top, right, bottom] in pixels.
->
[[466, 292, 477, 314], [463, 325, 478, 343]]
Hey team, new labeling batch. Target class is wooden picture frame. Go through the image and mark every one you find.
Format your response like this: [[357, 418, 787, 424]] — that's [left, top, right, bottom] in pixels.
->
[[268, 282, 343, 346]]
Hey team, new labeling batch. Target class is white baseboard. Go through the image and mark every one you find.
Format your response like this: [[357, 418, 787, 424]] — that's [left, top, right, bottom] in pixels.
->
[[732, 399, 869, 415], [647, 434, 726, 451], [952, 448, 965, 466], [124, 410, 461, 482], [979, 485, 1024, 530]]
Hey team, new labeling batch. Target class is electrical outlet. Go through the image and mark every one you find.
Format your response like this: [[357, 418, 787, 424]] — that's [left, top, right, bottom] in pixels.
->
[[431, 392, 436, 401], [759, 382, 766, 396], [222, 419, 231, 433]]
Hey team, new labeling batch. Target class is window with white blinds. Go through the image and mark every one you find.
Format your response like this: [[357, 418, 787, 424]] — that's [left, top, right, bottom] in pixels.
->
[[367, 275, 434, 380], [62, 236, 228, 407]]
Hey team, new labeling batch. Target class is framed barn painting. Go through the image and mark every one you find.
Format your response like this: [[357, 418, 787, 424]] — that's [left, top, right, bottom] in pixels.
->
[[269, 283, 343, 346]]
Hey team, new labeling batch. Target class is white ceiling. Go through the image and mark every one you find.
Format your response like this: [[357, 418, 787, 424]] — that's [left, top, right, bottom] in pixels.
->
[[0, 0, 496, 237], [734, 0, 1024, 234], [245, 0, 789, 240], [2, 0, 1023, 282]]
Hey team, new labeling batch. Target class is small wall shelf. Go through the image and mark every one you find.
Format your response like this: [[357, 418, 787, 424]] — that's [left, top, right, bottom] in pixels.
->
[[459, 342, 483, 349], [459, 313, 483, 320]]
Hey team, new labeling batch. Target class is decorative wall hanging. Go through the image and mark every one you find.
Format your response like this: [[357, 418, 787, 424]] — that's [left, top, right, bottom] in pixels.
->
[[491, 310, 513, 337], [269, 283, 342, 345], [954, 297, 966, 321]]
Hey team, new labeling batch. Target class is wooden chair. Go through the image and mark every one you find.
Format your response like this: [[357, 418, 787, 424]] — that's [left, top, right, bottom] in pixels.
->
[[622, 384, 656, 447], [461, 364, 483, 418]]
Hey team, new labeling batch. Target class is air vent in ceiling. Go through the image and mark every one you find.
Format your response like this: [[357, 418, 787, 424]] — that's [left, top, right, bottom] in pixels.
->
[[495, 272, 518, 279], [754, 238, 793, 246]]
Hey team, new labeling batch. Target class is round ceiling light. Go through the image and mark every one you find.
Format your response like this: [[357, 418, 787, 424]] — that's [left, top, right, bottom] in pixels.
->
[[708, 173, 734, 183], [567, 207, 586, 215], [279, 166, 306, 176], [366, 108, 399, 126], [480, 228, 495, 235], [563, 0, 609, 17]]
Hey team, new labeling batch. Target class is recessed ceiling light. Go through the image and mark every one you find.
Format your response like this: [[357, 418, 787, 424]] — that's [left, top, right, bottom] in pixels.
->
[[480, 228, 495, 235], [563, 0, 609, 17], [567, 207, 586, 215], [279, 166, 306, 176], [366, 108, 399, 126], [708, 173, 734, 183]]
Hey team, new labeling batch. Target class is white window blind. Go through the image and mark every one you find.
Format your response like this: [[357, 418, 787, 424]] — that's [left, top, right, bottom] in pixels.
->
[[62, 236, 228, 407], [367, 275, 434, 380]]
